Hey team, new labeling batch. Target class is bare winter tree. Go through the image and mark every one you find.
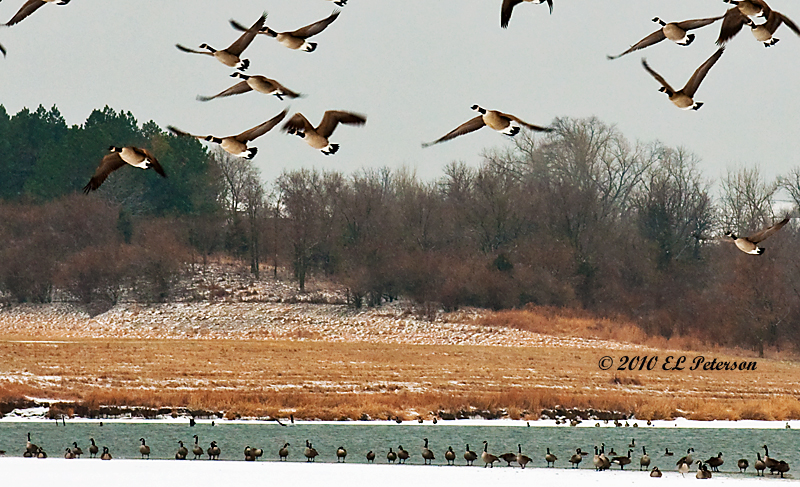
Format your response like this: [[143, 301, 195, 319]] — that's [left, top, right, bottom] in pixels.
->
[[719, 166, 779, 234], [778, 167, 800, 214]]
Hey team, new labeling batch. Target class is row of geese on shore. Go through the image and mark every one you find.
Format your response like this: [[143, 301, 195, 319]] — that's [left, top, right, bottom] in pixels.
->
[[15, 432, 792, 478]]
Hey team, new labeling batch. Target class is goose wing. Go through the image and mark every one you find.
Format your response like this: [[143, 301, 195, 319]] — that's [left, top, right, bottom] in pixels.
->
[[500, 0, 523, 28], [675, 15, 724, 31], [776, 12, 800, 36], [167, 126, 207, 140], [230, 19, 278, 37], [226, 12, 266, 55], [422, 115, 486, 148], [316, 110, 366, 138], [83, 153, 126, 193], [682, 46, 724, 97], [0, 42, 5, 58], [747, 216, 790, 243], [175, 44, 211, 56], [269, 79, 304, 99], [290, 10, 340, 39], [4, 0, 46, 27], [235, 109, 288, 142], [137, 148, 167, 178], [196, 81, 253, 101], [500, 112, 553, 132], [282, 112, 314, 133], [717, 7, 748, 44], [641, 58, 677, 94], [607, 29, 666, 60]]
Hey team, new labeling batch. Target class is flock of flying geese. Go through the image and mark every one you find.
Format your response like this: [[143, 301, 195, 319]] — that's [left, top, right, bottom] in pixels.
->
[[16, 432, 792, 479]]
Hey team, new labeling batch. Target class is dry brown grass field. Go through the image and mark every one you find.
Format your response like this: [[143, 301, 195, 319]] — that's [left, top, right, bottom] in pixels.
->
[[2, 299, 800, 422]]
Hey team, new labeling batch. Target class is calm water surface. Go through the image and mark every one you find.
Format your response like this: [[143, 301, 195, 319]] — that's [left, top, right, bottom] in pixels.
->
[[1, 421, 798, 474]]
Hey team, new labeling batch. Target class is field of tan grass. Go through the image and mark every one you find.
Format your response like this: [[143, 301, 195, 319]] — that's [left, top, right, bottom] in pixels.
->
[[2, 301, 800, 421]]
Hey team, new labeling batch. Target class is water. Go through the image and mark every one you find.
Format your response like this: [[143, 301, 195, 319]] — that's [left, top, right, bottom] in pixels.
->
[[1, 421, 797, 473]]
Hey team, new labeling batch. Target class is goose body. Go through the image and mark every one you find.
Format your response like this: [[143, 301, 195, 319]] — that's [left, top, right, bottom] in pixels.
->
[[738, 458, 749, 472], [71, 442, 83, 458], [89, 438, 99, 458], [445, 446, 456, 465], [515, 445, 531, 469], [336, 446, 347, 462], [176, 441, 188, 460], [501, 0, 553, 28], [499, 452, 517, 466], [481, 441, 499, 468], [642, 47, 724, 110], [421, 438, 435, 465], [612, 449, 632, 469], [366, 450, 376, 463], [4, 0, 71, 27], [304, 440, 318, 462], [192, 435, 203, 459], [139, 438, 151, 459], [397, 445, 409, 464], [755, 452, 766, 476], [176, 12, 265, 70], [677, 448, 695, 466], [279, 442, 290, 461], [678, 460, 690, 476], [83, 145, 166, 193], [608, 15, 723, 59], [726, 217, 790, 254], [696, 461, 713, 479], [422, 105, 551, 148], [569, 449, 582, 468], [387, 448, 397, 463], [651, 466, 663, 477], [282, 110, 366, 155], [640, 446, 651, 470], [464, 444, 477, 465], [745, 10, 800, 46], [593, 446, 605, 470], [231, 10, 339, 52], [208, 441, 221, 460], [26, 433, 38, 455], [545, 447, 557, 467], [198, 73, 303, 102], [100, 446, 112, 460], [706, 452, 723, 472], [64, 448, 75, 459], [718, 0, 772, 44], [168, 109, 287, 159]]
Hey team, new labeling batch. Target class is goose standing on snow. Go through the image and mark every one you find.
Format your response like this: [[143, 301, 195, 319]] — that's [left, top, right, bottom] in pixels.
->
[[640, 446, 651, 470], [445, 446, 456, 465], [677, 448, 695, 466], [481, 441, 499, 468], [208, 441, 221, 460], [176, 12, 265, 71], [651, 466, 663, 477], [499, 450, 517, 466], [726, 216, 790, 254], [422, 105, 552, 148], [545, 447, 557, 467], [304, 440, 318, 462], [501, 0, 552, 29], [3, 0, 71, 27], [336, 446, 347, 463], [230, 10, 340, 52], [197, 73, 303, 102], [464, 444, 477, 466], [569, 448, 583, 468], [168, 109, 288, 160], [279, 442, 290, 461], [607, 15, 723, 59], [366, 450, 376, 463], [421, 438, 435, 465], [397, 445, 410, 464], [282, 110, 366, 155], [755, 452, 766, 476], [516, 444, 532, 469], [706, 452, 723, 472], [743, 10, 800, 47], [139, 438, 151, 459], [387, 448, 397, 463], [176, 441, 188, 460], [83, 146, 166, 193], [641, 47, 725, 110], [738, 458, 749, 472]]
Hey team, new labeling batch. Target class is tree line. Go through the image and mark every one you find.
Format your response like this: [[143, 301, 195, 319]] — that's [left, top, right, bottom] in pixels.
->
[[1, 105, 798, 353]]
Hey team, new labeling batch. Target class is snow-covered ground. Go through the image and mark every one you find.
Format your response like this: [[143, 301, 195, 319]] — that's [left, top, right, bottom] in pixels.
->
[[0, 457, 777, 486]]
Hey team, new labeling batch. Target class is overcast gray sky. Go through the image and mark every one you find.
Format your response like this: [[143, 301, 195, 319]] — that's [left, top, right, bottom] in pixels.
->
[[1, 0, 798, 188]]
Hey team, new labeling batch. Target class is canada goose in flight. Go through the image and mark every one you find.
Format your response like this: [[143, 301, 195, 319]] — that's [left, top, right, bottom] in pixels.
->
[[3, 0, 70, 27], [71, 442, 83, 457], [197, 73, 303, 102], [192, 435, 203, 459], [706, 452, 723, 472], [650, 466, 662, 477], [641, 46, 724, 110], [743, 10, 800, 47], [366, 450, 376, 463], [336, 446, 347, 462], [82, 146, 166, 193], [176, 12, 265, 71], [516, 444, 531, 469], [640, 446, 651, 470], [279, 442, 289, 461], [545, 447, 557, 467], [282, 110, 366, 155], [607, 15, 723, 59], [501, 0, 552, 29], [422, 105, 552, 148], [168, 108, 287, 160], [481, 441, 499, 467], [387, 447, 397, 463], [327, 0, 346, 5], [208, 441, 221, 460], [726, 216, 790, 254], [421, 438, 435, 465], [230, 10, 339, 52], [176, 441, 188, 460], [445, 446, 456, 465], [464, 444, 477, 465], [139, 438, 151, 459], [100, 446, 112, 460], [89, 438, 99, 458], [569, 448, 582, 468], [738, 458, 749, 472], [717, 0, 771, 44]]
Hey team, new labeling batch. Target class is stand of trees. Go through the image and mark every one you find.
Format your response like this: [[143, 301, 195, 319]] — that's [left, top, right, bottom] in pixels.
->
[[0, 106, 798, 352]]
